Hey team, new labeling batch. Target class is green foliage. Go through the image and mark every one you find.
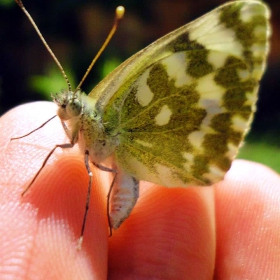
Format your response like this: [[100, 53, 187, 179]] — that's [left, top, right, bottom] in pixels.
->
[[0, 0, 14, 8], [238, 138, 280, 173], [101, 56, 122, 78], [28, 65, 76, 100]]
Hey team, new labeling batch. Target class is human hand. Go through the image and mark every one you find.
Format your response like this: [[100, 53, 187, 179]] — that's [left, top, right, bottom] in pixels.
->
[[0, 102, 279, 279]]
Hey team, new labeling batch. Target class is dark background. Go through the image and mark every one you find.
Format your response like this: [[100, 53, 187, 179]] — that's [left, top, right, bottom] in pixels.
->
[[1, 0, 280, 171]]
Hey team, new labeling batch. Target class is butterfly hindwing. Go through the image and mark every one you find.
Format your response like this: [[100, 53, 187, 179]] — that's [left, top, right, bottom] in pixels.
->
[[88, 1, 270, 188]]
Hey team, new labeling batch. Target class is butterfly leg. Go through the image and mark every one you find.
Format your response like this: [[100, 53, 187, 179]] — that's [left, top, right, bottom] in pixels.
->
[[78, 150, 95, 248], [11, 115, 57, 141], [22, 143, 73, 196]]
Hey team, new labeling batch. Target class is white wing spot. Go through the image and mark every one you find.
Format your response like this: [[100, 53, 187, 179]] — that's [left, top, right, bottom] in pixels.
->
[[226, 143, 239, 160], [203, 165, 225, 183], [251, 43, 267, 58], [199, 100, 224, 129], [189, 9, 243, 58], [238, 69, 250, 81], [254, 25, 267, 38], [162, 53, 194, 87], [156, 164, 185, 187], [188, 131, 206, 149], [135, 70, 154, 107], [231, 115, 248, 132], [207, 51, 228, 69], [182, 152, 194, 162], [182, 152, 194, 171], [189, 9, 220, 42], [135, 139, 153, 148], [196, 73, 224, 101], [244, 87, 258, 106], [155, 105, 172, 126], [240, 3, 267, 22]]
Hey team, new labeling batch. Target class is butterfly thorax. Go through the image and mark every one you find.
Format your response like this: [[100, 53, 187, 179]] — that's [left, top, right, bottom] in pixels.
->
[[53, 89, 119, 163]]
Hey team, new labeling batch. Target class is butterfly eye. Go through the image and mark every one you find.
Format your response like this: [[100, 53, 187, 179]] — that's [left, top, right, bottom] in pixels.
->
[[66, 98, 82, 118]]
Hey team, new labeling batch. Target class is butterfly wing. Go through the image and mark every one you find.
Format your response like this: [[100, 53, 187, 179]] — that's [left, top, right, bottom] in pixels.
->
[[89, 1, 270, 187]]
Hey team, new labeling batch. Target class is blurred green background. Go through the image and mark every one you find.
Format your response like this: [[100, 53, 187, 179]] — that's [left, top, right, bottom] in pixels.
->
[[0, 0, 280, 172]]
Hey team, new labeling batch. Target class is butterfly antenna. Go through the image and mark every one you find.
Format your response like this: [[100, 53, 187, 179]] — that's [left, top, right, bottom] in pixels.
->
[[75, 6, 125, 92], [15, 0, 72, 92]]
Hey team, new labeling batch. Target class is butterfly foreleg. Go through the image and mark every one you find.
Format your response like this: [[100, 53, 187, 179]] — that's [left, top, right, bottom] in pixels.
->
[[22, 143, 74, 196], [10, 115, 57, 141]]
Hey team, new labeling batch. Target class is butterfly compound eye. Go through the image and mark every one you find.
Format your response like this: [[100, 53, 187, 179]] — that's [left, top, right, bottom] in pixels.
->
[[66, 98, 82, 118]]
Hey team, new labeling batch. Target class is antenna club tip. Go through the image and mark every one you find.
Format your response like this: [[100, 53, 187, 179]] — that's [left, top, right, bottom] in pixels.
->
[[116, 6, 125, 19], [15, 0, 23, 7]]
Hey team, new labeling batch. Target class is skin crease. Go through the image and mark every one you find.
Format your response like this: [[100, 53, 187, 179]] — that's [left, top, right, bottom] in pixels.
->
[[0, 101, 280, 280]]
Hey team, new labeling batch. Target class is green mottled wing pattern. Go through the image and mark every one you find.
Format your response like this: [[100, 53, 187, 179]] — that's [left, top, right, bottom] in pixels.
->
[[89, 1, 270, 187]]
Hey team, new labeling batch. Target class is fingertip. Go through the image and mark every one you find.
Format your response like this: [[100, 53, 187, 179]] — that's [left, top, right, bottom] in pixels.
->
[[109, 183, 216, 279], [0, 102, 109, 278], [215, 160, 280, 278], [24, 154, 109, 278]]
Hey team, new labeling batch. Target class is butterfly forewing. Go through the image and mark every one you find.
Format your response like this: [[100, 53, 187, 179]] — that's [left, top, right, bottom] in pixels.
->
[[88, 1, 270, 188]]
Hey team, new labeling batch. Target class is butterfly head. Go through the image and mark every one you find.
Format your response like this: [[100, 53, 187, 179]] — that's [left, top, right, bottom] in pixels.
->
[[53, 90, 84, 121]]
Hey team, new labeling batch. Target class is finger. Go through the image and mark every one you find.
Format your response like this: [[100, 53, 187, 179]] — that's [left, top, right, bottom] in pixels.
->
[[0, 102, 108, 279], [215, 160, 280, 279], [108, 182, 216, 279]]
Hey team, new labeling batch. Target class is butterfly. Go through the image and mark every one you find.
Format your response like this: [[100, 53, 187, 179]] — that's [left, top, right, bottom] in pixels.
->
[[15, 0, 270, 240]]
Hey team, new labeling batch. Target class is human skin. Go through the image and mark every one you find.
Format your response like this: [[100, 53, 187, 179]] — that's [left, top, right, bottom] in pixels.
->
[[0, 102, 280, 279]]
